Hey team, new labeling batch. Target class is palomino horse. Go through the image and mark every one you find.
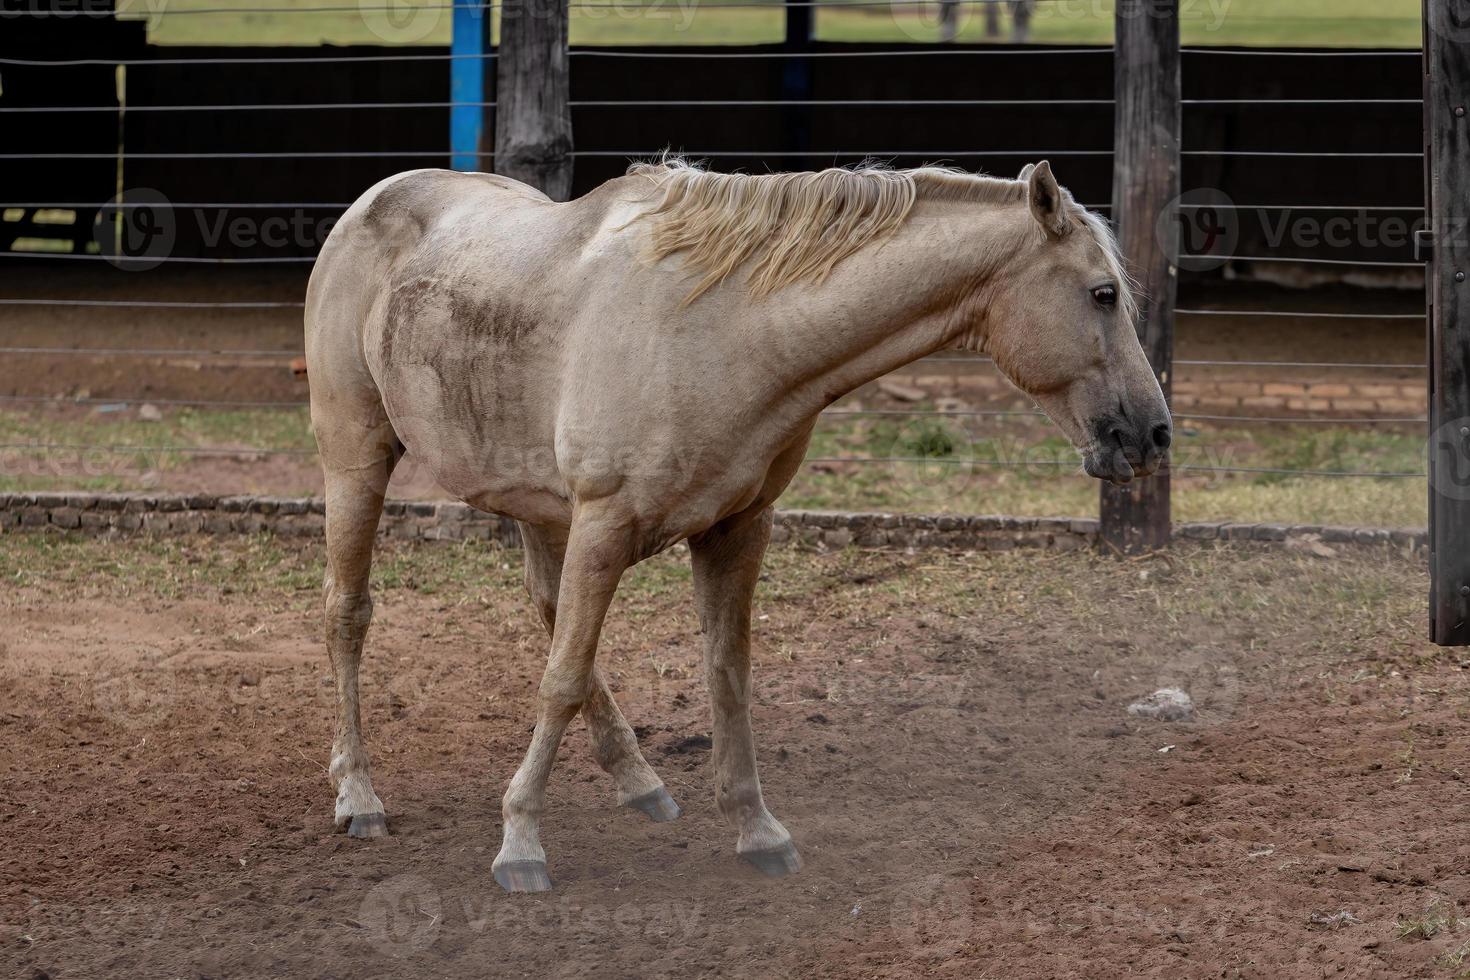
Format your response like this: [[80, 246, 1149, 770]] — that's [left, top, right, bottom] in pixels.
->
[[938, 0, 1034, 42], [305, 159, 1171, 892]]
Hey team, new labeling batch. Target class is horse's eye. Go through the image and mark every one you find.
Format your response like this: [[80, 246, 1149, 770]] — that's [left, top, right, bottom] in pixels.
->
[[1091, 285, 1117, 308]]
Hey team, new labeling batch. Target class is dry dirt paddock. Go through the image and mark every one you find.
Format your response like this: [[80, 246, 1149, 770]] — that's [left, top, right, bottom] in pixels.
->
[[1, 531, 1468, 979]]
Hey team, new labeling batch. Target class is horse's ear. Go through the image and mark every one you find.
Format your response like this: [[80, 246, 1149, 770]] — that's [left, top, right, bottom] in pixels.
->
[[1026, 160, 1066, 239], [1017, 163, 1035, 182]]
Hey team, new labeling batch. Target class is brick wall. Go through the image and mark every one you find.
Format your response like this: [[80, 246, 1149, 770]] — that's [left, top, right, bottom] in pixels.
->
[[1170, 380, 1423, 417], [879, 369, 1426, 420]]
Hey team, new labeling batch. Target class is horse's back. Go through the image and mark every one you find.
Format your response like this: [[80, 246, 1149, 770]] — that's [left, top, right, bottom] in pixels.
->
[[304, 169, 603, 523], [305, 168, 568, 401], [306, 169, 552, 345]]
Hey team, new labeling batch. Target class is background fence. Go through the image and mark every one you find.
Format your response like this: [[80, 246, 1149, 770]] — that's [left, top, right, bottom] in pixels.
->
[[0, 0, 1438, 559]]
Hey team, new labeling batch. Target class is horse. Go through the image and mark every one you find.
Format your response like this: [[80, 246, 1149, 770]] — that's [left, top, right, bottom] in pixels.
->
[[984, 0, 1036, 42], [304, 158, 1171, 893], [937, 0, 1035, 43]]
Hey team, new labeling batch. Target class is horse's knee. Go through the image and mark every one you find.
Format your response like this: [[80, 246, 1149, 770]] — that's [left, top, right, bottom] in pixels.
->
[[537, 669, 592, 714], [325, 586, 374, 647]]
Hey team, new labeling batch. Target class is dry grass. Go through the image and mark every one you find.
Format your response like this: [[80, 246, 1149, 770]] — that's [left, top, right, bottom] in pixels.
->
[[790, 412, 1426, 528], [1, 527, 1434, 658], [1395, 900, 1462, 942]]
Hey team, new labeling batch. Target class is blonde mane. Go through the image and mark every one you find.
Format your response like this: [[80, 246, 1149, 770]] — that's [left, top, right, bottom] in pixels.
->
[[626, 158, 1133, 314]]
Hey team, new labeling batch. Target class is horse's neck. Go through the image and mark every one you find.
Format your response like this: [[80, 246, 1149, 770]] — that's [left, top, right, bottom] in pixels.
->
[[772, 200, 1023, 413]]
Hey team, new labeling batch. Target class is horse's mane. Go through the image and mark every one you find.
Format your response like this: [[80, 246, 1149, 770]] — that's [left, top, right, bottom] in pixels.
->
[[625, 157, 1133, 316]]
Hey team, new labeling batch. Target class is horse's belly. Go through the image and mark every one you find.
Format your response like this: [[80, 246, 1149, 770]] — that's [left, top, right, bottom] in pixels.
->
[[380, 364, 571, 525], [406, 439, 572, 525]]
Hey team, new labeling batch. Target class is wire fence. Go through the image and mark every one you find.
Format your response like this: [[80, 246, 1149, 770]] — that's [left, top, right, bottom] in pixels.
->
[[0, 9, 1431, 495]]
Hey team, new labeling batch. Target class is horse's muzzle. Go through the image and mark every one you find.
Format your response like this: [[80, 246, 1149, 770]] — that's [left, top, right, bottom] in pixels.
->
[[1083, 414, 1172, 485]]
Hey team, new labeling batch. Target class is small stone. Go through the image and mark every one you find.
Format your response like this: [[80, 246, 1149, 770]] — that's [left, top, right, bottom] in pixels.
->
[[1126, 687, 1195, 722], [1307, 910, 1360, 931], [138, 403, 163, 422], [1285, 533, 1337, 558]]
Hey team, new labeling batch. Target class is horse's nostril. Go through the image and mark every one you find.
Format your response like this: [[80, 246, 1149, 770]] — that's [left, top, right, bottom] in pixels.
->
[[1151, 423, 1172, 450]]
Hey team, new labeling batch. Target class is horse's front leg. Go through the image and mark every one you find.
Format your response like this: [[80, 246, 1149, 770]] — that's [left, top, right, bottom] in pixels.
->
[[519, 521, 679, 822], [493, 516, 632, 893], [690, 507, 801, 877]]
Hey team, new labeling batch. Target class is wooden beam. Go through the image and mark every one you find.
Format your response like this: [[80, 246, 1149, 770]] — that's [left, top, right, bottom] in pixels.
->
[[1100, 0, 1180, 555], [494, 0, 573, 200], [1425, 0, 1470, 644]]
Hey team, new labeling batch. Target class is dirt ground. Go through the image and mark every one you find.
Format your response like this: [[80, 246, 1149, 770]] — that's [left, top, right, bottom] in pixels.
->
[[2, 532, 1467, 979]]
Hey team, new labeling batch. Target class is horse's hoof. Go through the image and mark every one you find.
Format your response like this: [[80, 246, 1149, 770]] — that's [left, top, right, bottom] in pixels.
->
[[625, 786, 681, 823], [347, 812, 389, 839], [740, 842, 802, 878], [494, 860, 553, 893]]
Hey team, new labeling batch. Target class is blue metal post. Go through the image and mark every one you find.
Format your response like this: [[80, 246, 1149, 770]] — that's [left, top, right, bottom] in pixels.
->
[[450, 5, 490, 171]]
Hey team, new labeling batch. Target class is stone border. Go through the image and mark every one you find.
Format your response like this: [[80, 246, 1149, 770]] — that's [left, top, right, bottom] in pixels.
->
[[0, 491, 1427, 554]]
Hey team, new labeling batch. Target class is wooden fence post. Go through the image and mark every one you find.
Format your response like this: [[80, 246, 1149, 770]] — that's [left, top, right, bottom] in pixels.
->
[[494, 0, 573, 200], [1425, 0, 1470, 645], [782, 0, 814, 170], [785, 0, 812, 49], [1100, 0, 1180, 554]]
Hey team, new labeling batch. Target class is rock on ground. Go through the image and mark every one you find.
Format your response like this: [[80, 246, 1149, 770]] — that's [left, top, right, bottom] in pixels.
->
[[1127, 687, 1195, 721]]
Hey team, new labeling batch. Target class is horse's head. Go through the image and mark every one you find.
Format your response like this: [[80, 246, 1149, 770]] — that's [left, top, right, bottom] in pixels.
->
[[981, 161, 1172, 485]]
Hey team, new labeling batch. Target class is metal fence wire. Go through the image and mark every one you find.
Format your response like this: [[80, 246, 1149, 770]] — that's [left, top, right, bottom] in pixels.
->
[[0, 6, 1429, 484]]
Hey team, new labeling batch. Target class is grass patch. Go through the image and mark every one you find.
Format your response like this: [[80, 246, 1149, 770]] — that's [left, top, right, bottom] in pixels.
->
[[1439, 936, 1470, 976], [1395, 900, 1460, 941], [2, 530, 323, 599], [787, 410, 1426, 527], [117, 0, 1422, 48], [0, 405, 1427, 528], [0, 406, 316, 494]]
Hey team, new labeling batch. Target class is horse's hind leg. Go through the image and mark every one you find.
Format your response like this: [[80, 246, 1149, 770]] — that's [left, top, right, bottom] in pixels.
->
[[494, 516, 633, 892], [318, 419, 397, 839], [690, 507, 800, 877], [519, 522, 679, 822]]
